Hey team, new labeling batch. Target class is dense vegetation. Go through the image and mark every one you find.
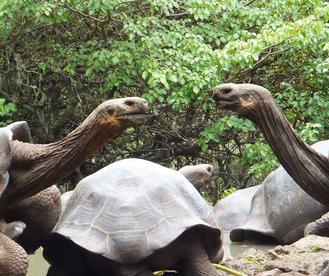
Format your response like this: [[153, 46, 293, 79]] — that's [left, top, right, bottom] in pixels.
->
[[1, 0, 328, 202]]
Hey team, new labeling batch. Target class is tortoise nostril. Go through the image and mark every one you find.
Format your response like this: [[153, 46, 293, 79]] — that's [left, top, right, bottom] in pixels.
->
[[125, 100, 135, 107], [141, 100, 148, 108]]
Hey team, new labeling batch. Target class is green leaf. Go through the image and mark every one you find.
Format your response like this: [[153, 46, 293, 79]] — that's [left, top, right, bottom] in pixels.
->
[[160, 75, 170, 90]]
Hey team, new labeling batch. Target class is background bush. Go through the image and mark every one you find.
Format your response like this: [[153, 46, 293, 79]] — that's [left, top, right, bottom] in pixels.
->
[[1, 0, 328, 202]]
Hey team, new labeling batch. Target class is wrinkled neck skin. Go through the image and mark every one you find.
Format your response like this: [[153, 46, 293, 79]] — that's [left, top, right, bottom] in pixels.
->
[[245, 93, 329, 206], [0, 112, 125, 211]]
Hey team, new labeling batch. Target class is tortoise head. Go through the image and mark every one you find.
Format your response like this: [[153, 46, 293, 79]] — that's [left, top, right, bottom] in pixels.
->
[[0, 129, 12, 197], [212, 83, 272, 115], [0, 220, 26, 239], [96, 97, 149, 128], [6, 121, 31, 142], [179, 164, 213, 191]]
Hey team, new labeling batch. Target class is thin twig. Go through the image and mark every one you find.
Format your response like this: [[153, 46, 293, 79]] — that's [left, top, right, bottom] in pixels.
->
[[152, 263, 247, 276], [61, 4, 110, 25], [245, 0, 257, 6], [212, 263, 248, 276], [228, 45, 293, 82], [165, 12, 190, 19]]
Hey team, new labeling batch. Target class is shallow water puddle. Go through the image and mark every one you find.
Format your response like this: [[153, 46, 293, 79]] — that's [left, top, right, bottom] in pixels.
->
[[222, 231, 276, 260], [27, 248, 49, 276]]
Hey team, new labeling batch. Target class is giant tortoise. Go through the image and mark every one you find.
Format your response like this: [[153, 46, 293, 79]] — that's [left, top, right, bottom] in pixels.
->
[[212, 83, 329, 241], [214, 140, 329, 244], [43, 158, 223, 276], [0, 97, 148, 275]]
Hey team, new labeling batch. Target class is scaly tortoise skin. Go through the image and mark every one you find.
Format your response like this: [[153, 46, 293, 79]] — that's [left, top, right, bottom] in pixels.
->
[[44, 159, 223, 276]]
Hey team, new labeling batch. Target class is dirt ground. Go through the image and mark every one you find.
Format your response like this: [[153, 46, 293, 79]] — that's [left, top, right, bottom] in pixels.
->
[[221, 235, 329, 276]]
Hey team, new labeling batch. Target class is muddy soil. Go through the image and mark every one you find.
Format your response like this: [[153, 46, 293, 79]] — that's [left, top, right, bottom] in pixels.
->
[[222, 235, 329, 276]]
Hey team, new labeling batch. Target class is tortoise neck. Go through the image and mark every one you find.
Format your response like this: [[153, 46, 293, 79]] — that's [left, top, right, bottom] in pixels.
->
[[1, 110, 124, 209], [246, 94, 329, 206]]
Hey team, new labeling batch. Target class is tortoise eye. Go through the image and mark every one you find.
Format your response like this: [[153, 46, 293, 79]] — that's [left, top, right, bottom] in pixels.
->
[[106, 107, 114, 116], [221, 88, 232, 94], [125, 100, 135, 107]]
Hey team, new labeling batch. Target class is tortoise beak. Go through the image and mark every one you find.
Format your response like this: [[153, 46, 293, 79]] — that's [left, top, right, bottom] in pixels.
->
[[212, 84, 240, 109], [119, 98, 149, 125]]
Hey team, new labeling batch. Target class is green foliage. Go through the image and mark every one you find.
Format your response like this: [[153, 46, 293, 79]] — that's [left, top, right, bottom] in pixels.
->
[[241, 256, 265, 264], [241, 142, 278, 179], [199, 115, 256, 150], [1, 0, 329, 201], [298, 123, 323, 144], [0, 99, 16, 127], [220, 187, 237, 199]]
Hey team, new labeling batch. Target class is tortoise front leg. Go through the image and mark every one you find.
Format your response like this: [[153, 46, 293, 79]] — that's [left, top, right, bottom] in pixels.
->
[[180, 246, 220, 276], [178, 231, 220, 276], [5, 185, 61, 254], [304, 211, 329, 237], [0, 232, 28, 276]]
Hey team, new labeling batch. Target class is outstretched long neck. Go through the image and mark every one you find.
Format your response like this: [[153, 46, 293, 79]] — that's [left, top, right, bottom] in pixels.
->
[[247, 94, 329, 206], [0, 111, 124, 208]]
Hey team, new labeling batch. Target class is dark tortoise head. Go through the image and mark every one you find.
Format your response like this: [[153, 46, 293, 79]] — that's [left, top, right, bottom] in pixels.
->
[[96, 97, 149, 128], [212, 83, 272, 114]]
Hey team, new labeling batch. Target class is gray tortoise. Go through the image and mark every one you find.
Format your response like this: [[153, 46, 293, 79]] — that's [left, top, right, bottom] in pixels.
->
[[0, 97, 149, 275], [214, 139, 329, 244], [212, 83, 329, 243], [44, 158, 222, 276]]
